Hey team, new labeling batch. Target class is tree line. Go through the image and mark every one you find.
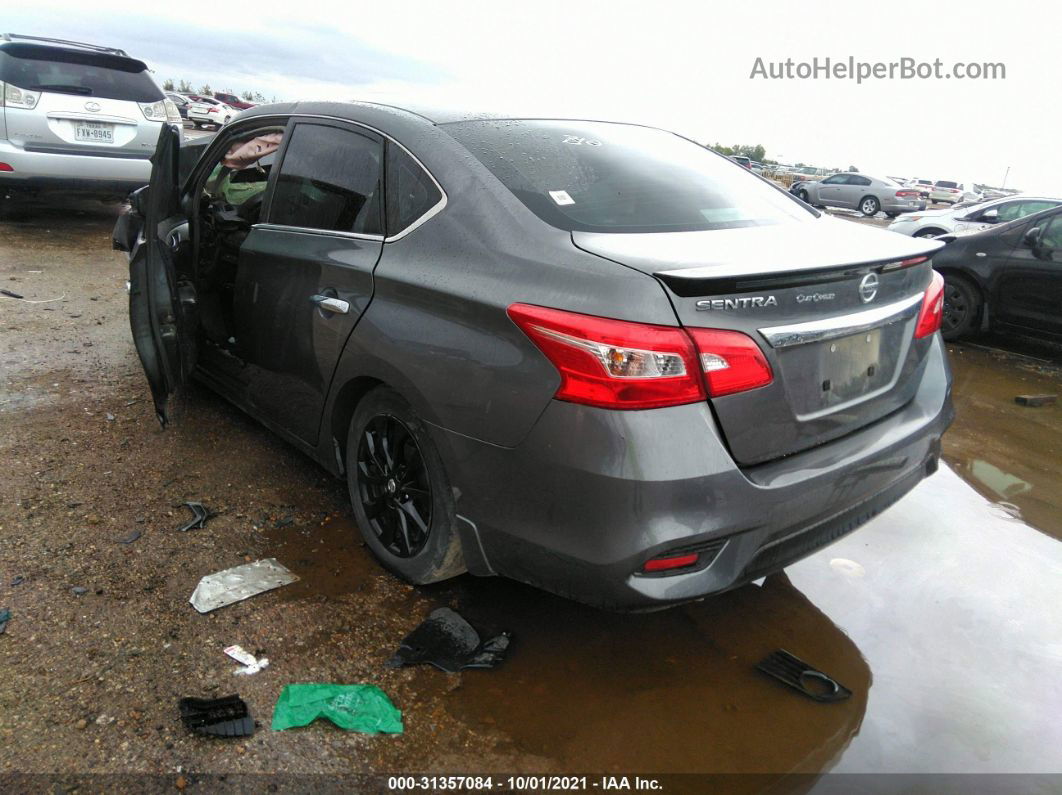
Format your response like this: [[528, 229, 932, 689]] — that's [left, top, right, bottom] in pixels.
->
[[161, 78, 272, 103]]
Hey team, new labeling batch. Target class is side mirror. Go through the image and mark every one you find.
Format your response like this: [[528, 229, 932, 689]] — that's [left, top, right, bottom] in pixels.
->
[[129, 185, 149, 218], [1023, 227, 1041, 248], [980, 208, 999, 223]]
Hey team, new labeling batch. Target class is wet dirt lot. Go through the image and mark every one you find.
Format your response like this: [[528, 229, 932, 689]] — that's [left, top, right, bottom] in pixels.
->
[[1, 200, 1061, 790]]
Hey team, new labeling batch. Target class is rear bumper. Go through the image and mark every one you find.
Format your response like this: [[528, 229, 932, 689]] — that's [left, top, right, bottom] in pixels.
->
[[0, 138, 151, 194], [431, 334, 954, 610], [882, 198, 927, 213]]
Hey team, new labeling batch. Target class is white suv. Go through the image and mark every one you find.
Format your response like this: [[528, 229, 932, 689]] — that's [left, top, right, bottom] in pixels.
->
[[0, 33, 180, 209]]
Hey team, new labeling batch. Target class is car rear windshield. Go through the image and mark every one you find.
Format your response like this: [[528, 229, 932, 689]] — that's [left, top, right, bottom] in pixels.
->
[[0, 45, 162, 102], [936, 181, 958, 188], [443, 120, 814, 233]]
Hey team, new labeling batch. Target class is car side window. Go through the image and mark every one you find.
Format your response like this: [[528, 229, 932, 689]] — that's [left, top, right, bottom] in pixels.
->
[[1016, 201, 1059, 219], [201, 127, 285, 223], [385, 143, 443, 236], [1038, 215, 1062, 254], [821, 174, 847, 185], [849, 176, 872, 186], [268, 123, 383, 235], [993, 201, 1025, 222]]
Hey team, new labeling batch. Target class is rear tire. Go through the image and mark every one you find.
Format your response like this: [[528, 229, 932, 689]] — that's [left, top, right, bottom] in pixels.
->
[[346, 387, 466, 585], [886, 212, 899, 219], [193, 121, 202, 129], [914, 228, 945, 238], [941, 275, 982, 341], [797, 189, 809, 202], [860, 196, 881, 216]]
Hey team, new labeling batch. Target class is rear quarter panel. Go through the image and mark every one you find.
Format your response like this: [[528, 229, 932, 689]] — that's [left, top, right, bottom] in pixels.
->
[[319, 126, 679, 451]]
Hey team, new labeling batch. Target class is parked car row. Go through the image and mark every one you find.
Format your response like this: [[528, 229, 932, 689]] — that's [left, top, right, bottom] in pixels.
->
[[164, 90, 253, 128]]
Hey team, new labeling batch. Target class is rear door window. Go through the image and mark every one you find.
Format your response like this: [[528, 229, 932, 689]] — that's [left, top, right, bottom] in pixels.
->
[[385, 143, 443, 237], [268, 122, 384, 236], [0, 45, 162, 102]]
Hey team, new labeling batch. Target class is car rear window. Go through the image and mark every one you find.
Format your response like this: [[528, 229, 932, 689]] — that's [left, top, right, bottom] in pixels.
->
[[0, 45, 161, 102], [936, 181, 958, 188], [444, 119, 813, 233]]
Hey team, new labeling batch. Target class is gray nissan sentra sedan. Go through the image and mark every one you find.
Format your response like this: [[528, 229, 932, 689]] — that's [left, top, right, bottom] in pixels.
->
[[115, 101, 953, 609]]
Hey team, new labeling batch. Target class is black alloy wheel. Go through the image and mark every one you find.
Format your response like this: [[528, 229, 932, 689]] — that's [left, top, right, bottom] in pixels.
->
[[356, 414, 433, 558]]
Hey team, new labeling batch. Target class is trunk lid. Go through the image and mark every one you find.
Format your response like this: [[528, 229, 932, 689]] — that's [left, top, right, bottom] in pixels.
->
[[573, 217, 944, 466]]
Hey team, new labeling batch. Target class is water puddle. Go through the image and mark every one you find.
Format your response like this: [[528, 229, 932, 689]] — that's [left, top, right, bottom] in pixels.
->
[[944, 342, 1062, 540]]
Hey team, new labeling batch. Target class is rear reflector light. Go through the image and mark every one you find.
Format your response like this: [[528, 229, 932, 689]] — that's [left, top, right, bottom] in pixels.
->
[[507, 304, 704, 410], [915, 270, 945, 338], [0, 162, 12, 172], [643, 552, 699, 572], [686, 328, 774, 396], [508, 304, 774, 409]]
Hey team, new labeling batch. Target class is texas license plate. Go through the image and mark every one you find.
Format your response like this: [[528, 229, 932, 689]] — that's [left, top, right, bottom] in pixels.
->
[[75, 121, 114, 143]]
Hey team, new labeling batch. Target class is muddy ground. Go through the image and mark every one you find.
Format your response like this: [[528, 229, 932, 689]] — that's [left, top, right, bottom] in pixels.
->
[[1, 199, 1060, 790]]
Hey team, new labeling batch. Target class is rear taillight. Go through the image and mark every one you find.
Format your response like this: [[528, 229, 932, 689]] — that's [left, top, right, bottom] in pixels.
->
[[896, 190, 918, 198], [507, 304, 704, 409], [914, 271, 945, 338], [643, 552, 699, 573], [508, 304, 774, 409], [686, 328, 774, 397], [0, 163, 12, 172]]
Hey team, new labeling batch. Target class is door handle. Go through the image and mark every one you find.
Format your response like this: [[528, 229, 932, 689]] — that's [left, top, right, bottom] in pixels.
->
[[310, 295, 350, 314]]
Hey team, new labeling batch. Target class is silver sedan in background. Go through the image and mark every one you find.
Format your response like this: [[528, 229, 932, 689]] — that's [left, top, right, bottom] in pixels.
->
[[794, 172, 926, 217]]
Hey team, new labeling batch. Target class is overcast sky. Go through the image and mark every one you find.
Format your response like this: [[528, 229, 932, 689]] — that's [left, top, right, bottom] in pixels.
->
[[8, 0, 1060, 193]]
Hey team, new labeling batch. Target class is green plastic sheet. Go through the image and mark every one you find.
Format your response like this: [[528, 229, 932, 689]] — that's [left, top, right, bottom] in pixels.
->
[[271, 684, 403, 734]]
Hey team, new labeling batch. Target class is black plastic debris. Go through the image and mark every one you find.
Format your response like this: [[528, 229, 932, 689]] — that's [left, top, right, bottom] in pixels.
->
[[1, 289, 24, 300], [756, 649, 851, 703], [178, 695, 254, 738], [10, 575, 24, 587], [386, 607, 511, 673], [176, 502, 212, 532], [0, 607, 10, 634], [1015, 394, 1057, 408], [117, 530, 142, 545]]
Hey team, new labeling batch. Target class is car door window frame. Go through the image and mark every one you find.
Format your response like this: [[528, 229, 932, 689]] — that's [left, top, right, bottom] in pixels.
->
[[185, 112, 449, 243]]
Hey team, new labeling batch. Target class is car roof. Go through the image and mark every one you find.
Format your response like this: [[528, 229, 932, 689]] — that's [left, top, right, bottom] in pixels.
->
[[233, 100, 682, 149]]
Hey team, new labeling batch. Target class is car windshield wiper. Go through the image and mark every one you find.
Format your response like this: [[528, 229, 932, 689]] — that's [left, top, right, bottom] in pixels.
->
[[30, 84, 93, 96]]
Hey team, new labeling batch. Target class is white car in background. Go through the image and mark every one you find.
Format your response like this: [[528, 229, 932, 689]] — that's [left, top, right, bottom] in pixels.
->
[[887, 195, 1062, 238], [907, 178, 934, 198], [187, 96, 238, 128], [929, 180, 980, 205]]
